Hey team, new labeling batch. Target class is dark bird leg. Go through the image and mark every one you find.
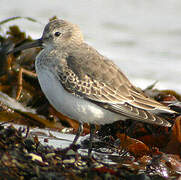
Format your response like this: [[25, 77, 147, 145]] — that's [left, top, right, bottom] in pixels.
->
[[88, 124, 96, 157], [72, 123, 83, 145]]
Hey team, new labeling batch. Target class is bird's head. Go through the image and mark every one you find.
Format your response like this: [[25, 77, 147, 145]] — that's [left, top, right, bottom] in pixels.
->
[[7, 19, 84, 54], [42, 19, 84, 49]]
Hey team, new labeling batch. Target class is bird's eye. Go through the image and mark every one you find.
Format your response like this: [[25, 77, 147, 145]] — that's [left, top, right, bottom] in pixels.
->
[[54, 32, 61, 37]]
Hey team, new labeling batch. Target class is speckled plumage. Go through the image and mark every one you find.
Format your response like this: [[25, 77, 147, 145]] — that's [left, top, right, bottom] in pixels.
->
[[10, 19, 176, 128], [9, 19, 177, 155], [34, 19, 175, 127]]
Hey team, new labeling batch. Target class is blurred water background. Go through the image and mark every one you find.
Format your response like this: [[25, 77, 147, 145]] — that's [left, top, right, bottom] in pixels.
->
[[1, 0, 181, 92]]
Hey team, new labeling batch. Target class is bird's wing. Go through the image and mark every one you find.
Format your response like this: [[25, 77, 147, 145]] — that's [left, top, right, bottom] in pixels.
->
[[55, 45, 174, 126]]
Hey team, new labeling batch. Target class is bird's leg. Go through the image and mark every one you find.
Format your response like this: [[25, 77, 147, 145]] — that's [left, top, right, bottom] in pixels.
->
[[125, 120, 136, 137], [72, 123, 83, 145], [88, 124, 96, 157]]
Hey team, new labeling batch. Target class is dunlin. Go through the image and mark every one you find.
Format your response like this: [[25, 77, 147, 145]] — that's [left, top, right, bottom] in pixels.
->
[[8, 19, 175, 155]]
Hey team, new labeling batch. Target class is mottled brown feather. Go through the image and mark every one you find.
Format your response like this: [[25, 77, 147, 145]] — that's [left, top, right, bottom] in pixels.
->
[[54, 43, 174, 126]]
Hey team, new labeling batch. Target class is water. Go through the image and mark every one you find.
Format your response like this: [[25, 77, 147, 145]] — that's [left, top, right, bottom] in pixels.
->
[[1, 0, 181, 92]]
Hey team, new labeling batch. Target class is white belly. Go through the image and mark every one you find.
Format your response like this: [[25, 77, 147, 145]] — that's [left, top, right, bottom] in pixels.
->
[[35, 66, 123, 125]]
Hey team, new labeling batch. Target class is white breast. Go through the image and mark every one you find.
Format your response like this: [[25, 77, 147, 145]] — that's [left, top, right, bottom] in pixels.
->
[[35, 63, 123, 125]]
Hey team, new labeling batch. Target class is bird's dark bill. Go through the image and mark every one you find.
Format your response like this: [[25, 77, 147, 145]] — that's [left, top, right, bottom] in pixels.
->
[[7, 38, 42, 55]]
